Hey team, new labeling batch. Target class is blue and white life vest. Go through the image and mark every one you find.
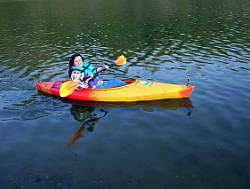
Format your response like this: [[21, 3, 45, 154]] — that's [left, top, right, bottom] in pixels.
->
[[68, 61, 101, 88]]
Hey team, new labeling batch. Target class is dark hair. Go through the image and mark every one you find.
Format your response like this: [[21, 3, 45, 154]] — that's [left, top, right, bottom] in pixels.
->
[[68, 53, 84, 77]]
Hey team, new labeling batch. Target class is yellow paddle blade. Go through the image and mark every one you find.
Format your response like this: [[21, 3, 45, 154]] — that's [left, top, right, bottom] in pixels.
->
[[59, 80, 78, 97], [115, 55, 126, 66]]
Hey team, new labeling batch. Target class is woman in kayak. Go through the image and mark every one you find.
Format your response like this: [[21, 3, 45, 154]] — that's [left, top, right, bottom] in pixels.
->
[[68, 53, 126, 89]]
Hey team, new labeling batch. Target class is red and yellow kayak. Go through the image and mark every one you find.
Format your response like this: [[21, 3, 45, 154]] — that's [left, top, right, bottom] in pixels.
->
[[36, 79, 195, 102]]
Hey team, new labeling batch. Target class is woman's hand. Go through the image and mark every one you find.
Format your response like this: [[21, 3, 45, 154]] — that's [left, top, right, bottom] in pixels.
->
[[103, 65, 109, 70], [97, 65, 109, 72]]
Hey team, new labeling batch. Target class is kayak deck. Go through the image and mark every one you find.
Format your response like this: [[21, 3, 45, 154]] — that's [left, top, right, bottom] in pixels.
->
[[36, 79, 195, 102]]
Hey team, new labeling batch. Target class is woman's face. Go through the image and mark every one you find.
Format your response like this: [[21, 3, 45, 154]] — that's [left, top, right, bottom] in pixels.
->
[[74, 56, 83, 67]]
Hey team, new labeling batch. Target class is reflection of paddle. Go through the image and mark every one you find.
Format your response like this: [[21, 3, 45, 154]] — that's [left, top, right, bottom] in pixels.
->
[[67, 127, 84, 147], [67, 109, 108, 148], [59, 55, 127, 98]]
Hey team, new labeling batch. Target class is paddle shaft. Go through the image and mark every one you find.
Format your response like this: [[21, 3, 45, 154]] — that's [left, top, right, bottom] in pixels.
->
[[81, 63, 114, 83], [79, 54, 126, 83]]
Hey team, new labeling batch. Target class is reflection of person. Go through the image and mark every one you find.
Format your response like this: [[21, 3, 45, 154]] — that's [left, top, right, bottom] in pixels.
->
[[68, 53, 126, 89], [68, 105, 108, 147]]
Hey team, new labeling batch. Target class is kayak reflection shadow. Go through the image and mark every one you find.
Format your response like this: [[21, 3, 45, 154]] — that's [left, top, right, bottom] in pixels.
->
[[66, 98, 193, 147], [62, 98, 193, 114]]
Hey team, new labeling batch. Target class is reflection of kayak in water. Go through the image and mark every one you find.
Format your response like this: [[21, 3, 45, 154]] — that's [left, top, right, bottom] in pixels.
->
[[36, 79, 194, 102], [67, 98, 193, 147], [60, 98, 193, 111], [66, 98, 193, 147]]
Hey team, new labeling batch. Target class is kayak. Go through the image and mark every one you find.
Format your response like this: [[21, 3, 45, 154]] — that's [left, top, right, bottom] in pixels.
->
[[37, 79, 194, 102], [36, 79, 195, 102]]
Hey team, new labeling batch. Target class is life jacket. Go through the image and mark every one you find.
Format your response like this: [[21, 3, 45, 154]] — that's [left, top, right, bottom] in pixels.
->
[[68, 61, 101, 88]]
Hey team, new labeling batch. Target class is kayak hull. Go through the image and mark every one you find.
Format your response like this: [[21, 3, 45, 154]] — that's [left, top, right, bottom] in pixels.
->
[[36, 79, 195, 102]]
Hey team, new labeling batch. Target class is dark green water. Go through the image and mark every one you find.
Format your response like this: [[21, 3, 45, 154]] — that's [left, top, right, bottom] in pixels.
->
[[0, 0, 250, 188]]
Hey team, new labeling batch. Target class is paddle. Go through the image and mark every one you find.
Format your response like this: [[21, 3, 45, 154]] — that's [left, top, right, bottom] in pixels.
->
[[59, 55, 126, 97]]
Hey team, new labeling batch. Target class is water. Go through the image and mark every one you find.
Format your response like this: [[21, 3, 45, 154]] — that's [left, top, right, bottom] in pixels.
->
[[0, 0, 250, 188]]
